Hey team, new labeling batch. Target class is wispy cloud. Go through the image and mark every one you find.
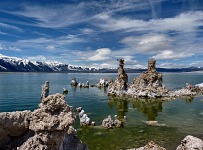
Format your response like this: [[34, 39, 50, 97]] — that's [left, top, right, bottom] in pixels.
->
[[0, 22, 23, 32], [0, 43, 21, 51], [4, 4, 89, 29], [120, 34, 172, 54], [151, 50, 194, 60], [15, 34, 87, 50], [94, 11, 203, 33]]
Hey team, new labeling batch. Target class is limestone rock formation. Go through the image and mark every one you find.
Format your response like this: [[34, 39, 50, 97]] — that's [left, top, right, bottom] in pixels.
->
[[95, 78, 113, 88], [108, 59, 203, 99], [174, 83, 197, 97], [0, 110, 31, 148], [176, 135, 203, 150], [129, 141, 166, 150], [0, 93, 89, 150], [127, 60, 168, 98], [101, 115, 122, 129], [71, 77, 78, 86], [108, 59, 128, 95], [41, 81, 49, 99], [78, 110, 90, 126], [76, 107, 95, 126]]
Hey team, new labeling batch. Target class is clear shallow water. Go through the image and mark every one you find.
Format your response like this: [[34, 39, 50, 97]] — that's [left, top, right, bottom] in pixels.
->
[[0, 72, 203, 149]]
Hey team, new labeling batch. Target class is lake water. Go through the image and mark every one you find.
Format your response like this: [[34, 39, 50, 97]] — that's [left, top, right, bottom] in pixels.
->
[[0, 72, 203, 149]]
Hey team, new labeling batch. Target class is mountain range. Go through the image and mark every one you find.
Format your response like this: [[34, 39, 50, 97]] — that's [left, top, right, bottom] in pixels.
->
[[0, 54, 203, 73]]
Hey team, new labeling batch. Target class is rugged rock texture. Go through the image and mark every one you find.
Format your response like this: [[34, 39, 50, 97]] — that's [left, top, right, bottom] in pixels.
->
[[129, 141, 166, 150], [61, 126, 89, 150], [127, 60, 169, 98], [41, 81, 50, 99], [71, 77, 78, 86], [0, 93, 89, 150], [95, 78, 113, 88], [108, 59, 203, 99], [174, 83, 197, 97], [0, 111, 31, 148], [108, 59, 128, 95], [78, 110, 90, 126], [101, 115, 122, 129], [176, 135, 203, 150]]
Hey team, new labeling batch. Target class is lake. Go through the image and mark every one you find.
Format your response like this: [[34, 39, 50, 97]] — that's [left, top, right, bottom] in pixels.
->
[[0, 72, 203, 149]]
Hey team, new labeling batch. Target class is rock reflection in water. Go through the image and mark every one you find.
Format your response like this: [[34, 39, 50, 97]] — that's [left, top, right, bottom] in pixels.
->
[[108, 96, 128, 121], [132, 98, 163, 121], [108, 96, 164, 122]]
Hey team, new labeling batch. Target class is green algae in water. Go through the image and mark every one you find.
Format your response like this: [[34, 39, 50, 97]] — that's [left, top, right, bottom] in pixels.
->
[[77, 95, 203, 150], [78, 125, 188, 150]]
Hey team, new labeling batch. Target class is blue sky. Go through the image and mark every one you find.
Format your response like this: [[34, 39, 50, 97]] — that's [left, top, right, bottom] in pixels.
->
[[0, 0, 203, 68]]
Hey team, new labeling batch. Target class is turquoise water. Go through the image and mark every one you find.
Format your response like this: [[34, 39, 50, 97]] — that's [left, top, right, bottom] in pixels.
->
[[0, 72, 203, 149]]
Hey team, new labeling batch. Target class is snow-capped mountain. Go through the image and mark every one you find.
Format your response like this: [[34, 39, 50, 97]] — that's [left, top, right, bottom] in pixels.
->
[[1, 54, 203, 73], [0, 54, 99, 72]]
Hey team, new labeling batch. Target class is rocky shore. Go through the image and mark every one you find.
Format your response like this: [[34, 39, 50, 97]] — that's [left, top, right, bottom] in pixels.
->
[[0, 93, 88, 150], [108, 59, 203, 100], [129, 135, 203, 150]]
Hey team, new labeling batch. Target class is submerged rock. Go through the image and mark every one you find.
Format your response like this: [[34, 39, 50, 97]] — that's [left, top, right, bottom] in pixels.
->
[[176, 135, 203, 150], [142, 121, 166, 127]]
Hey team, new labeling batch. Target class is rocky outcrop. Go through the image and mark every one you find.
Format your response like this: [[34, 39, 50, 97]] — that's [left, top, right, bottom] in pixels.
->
[[41, 81, 49, 99], [101, 115, 122, 129], [76, 107, 95, 126], [71, 78, 78, 86], [0, 93, 89, 150], [61, 129, 89, 150], [176, 135, 203, 150], [108, 59, 128, 95], [78, 110, 90, 126], [128, 141, 166, 150], [108, 59, 203, 99], [127, 60, 169, 98], [0, 110, 31, 148], [95, 78, 113, 88], [128, 135, 203, 150], [174, 83, 197, 97]]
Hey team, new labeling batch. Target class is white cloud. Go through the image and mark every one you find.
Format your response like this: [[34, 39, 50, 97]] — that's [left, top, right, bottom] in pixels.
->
[[120, 34, 172, 53], [88, 48, 112, 61], [80, 28, 94, 34], [8, 5, 89, 29], [46, 45, 55, 50], [26, 55, 48, 62], [13, 34, 87, 52], [95, 11, 203, 33], [99, 63, 117, 68], [151, 50, 194, 60]]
